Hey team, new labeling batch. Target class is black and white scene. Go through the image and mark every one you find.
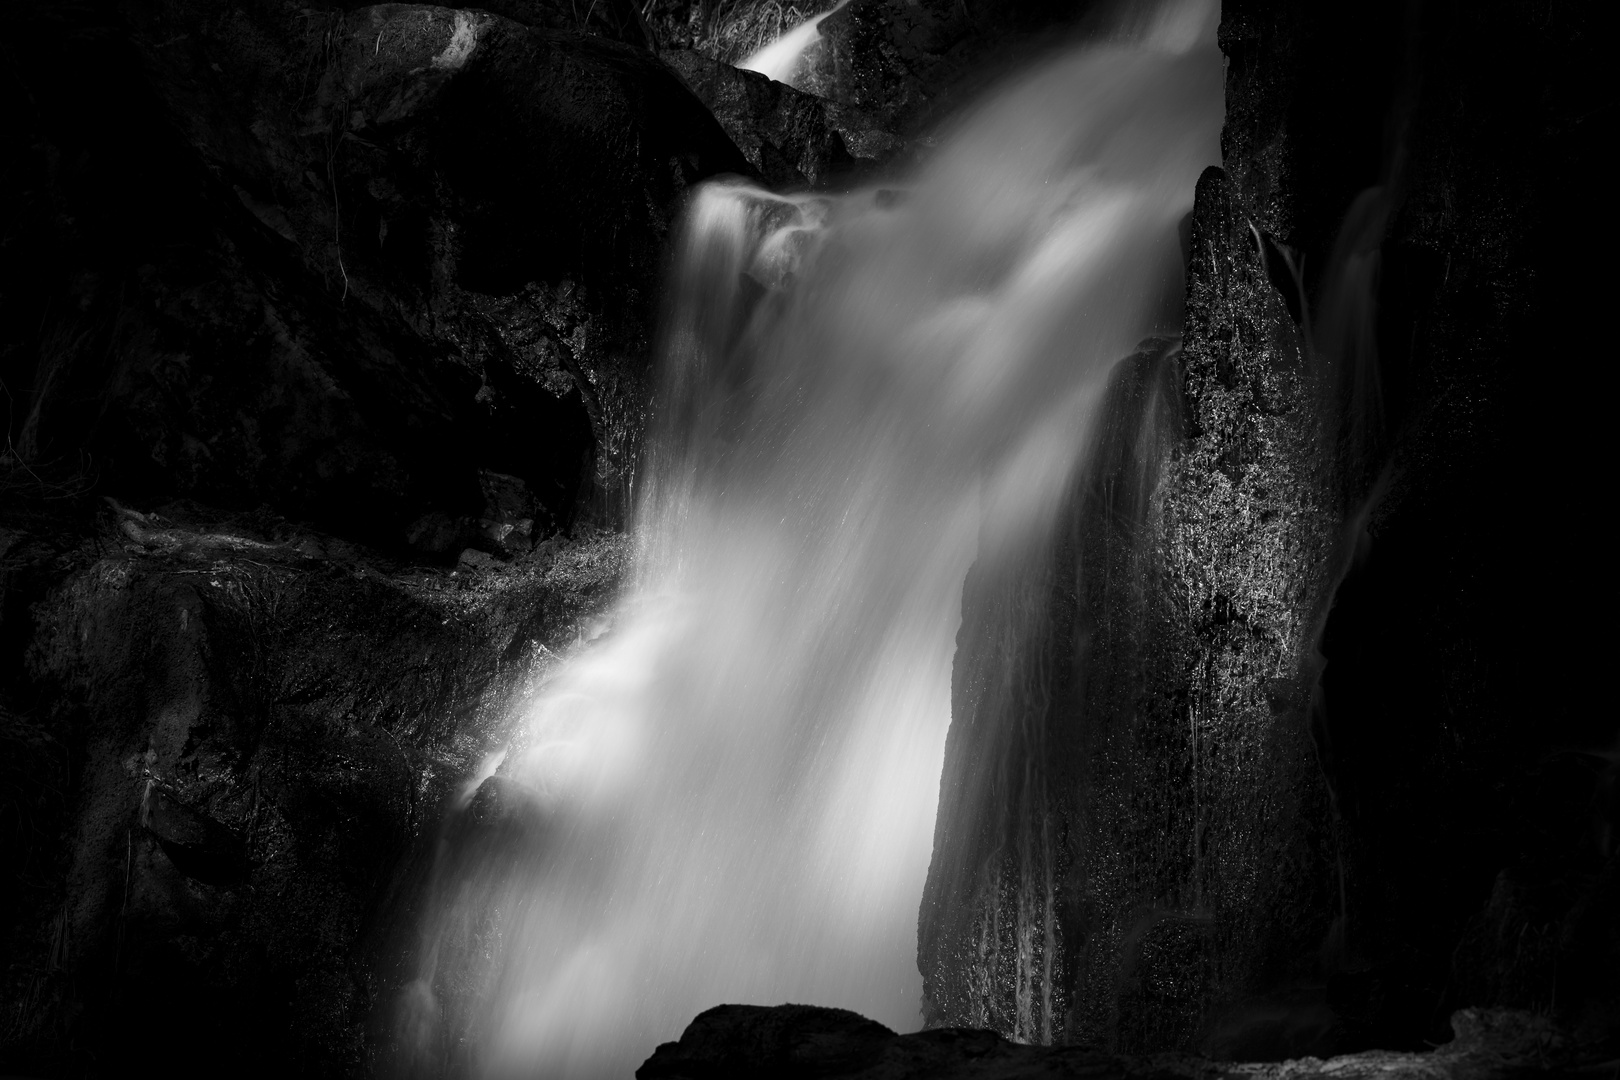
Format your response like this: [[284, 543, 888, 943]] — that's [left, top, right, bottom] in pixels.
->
[[0, 0, 1612, 1076]]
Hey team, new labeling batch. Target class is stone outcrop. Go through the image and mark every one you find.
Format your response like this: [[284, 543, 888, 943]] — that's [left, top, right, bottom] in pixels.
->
[[921, 0, 1614, 1062], [0, 1, 899, 1073], [0, 497, 627, 1075], [1, 1, 752, 546], [664, 49, 903, 188], [801, 0, 1099, 135], [638, 1003, 1609, 1080], [921, 265, 1338, 1052]]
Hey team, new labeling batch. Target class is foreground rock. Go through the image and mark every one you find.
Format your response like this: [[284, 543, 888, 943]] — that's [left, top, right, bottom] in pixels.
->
[[639, 1004, 1616, 1080], [920, 0, 1617, 1057], [637, 1004, 1189, 1080], [0, 497, 628, 1075]]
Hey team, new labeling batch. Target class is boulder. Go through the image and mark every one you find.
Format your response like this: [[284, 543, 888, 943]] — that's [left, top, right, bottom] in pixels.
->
[[664, 49, 855, 188], [0, 498, 628, 1075], [0, 1, 754, 544], [922, 0, 1616, 1060], [640, 1004, 1608, 1080]]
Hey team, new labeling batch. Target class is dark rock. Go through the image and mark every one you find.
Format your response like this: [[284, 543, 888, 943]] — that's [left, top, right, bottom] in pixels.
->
[[476, 469, 538, 552], [457, 545, 499, 568], [473, 0, 656, 48], [637, 1003, 1186, 1079], [478, 469, 535, 524], [664, 49, 876, 187], [654, 0, 1099, 151], [324, 5, 756, 521], [643, 0, 841, 67], [0, 499, 629, 1075], [0, 1, 754, 542], [1217, 0, 1615, 1052], [921, 319, 1334, 1050], [141, 786, 252, 888], [643, 1004, 898, 1077], [641, 1004, 1614, 1080], [804, 0, 970, 118], [925, 0, 1615, 1062], [405, 510, 468, 555]]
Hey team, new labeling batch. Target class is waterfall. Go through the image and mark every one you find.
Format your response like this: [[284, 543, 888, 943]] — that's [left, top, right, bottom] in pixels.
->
[[738, 0, 851, 87], [399, 3, 1220, 1075]]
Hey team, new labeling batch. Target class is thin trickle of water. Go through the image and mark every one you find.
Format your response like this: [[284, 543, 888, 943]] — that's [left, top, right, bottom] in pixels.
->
[[738, 0, 851, 87], [399, 3, 1220, 1075]]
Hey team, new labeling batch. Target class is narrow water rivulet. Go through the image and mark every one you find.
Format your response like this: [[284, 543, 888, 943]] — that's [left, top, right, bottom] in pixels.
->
[[402, 3, 1221, 1074]]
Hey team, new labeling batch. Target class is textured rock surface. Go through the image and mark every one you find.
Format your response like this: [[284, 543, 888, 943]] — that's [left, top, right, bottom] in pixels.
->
[[646, 0, 841, 65], [802, 0, 1101, 135], [0, 496, 627, 1075], [0, 1, 752, 542], [0, 1, 1090, 1074], [638, 1003, 1204, 1080], [922, 0, 1614, 1062], [664, 49, 903, 188], [639, 1003, 1612, 1080], [922, 289, 1337, 1053]]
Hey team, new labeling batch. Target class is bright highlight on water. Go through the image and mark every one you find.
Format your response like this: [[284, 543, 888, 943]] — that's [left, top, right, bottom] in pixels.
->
[[738, 0, 852, 86], [400, 2, 1220, 1075]]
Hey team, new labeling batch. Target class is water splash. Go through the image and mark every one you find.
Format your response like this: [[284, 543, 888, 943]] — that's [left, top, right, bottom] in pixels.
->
[[400, 3, 1220, 1075]]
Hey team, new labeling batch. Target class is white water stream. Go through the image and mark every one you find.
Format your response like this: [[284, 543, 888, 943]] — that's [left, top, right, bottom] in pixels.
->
[[402, 3, 1221, 1074], [737, 0, 851, 86]]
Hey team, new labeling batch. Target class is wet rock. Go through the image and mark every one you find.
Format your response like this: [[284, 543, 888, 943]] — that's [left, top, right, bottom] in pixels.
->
[[457, 546, 499, 569], [478, 469, 535, 524], [803, 0, 1088, 134], [470, 0, 655, 48], [644, 0, 842, 66], [141, 786, 252, 888], [925, 0, 1615, 1061], [664, 49, 860, 187], [641, 1004, 1613, 1080], [804, 0, 971, 118], [637, 1003, 1179, 1079], [405, 510, 468, 556], [0, 1, 753, 540], [1215, 0, 1616, 1053], [655, 0, 1092, 153], [326, 4, 755, 521], [0, 500, 629, 1075], [477, 469, 538, 553], [921, 331, 1326, 1052]]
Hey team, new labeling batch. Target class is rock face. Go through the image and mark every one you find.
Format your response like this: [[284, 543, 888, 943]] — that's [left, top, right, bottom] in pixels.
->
[[1217, 0, 1614, 1048], [637, 1003, 1605, 1080], [641, 0, 838, 70], [802, 0, 1100, 134], [637, 1003, 1198, 1080], [1, 1, 752, 545], [0, 0, 922, 1072], [0, 499, 628, 1075], [922, 299, 1337, 1052], [922, 0, 1614, 1062], [663, 49, 903, 188], [1, 6, 757, 1071]]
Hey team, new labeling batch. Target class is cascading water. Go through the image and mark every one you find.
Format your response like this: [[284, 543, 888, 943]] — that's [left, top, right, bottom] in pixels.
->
[[399, 3, 1220, 1075], [737, 0, 851, 87]]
